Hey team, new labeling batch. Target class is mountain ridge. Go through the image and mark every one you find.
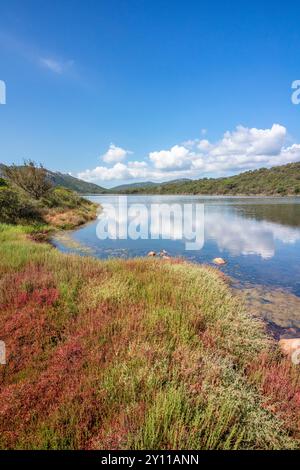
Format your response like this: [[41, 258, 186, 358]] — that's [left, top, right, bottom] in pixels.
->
[[113, 163, 300, 196], [110, 178, 191, 192], [46, 170, 107, 194]]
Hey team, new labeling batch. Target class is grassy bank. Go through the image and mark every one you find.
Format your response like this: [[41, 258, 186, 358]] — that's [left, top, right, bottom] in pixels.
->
[[0, 180, 98, 230], [1, 225, 300, 449]]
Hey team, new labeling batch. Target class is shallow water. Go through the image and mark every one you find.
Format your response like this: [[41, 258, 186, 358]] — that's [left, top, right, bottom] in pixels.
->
[[53, 195, 300, 332]]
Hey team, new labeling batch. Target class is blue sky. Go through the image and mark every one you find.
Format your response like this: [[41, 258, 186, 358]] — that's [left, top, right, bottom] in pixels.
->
[[1, 0, 300, 187]]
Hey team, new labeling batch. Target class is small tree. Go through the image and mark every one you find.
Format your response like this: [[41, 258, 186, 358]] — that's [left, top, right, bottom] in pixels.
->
[[2, 160, 53, 199]]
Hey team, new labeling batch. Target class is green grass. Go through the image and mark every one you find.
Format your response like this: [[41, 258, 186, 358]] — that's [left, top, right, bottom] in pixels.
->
[[0, 224, 299, 450]]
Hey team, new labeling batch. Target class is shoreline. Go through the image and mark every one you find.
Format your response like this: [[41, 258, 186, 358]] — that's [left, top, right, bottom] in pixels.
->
[[86, 192, 300, 198], [51, 194, 300, 343], [52, 216, 300, 342]]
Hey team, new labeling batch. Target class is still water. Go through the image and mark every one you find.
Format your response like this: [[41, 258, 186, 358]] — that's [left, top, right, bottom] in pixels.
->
[[54, 195, 300, 298]]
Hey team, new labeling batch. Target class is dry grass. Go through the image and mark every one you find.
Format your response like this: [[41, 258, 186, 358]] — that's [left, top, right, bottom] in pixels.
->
[[43, 204, 98, 230], [0, 224, 300, 449]]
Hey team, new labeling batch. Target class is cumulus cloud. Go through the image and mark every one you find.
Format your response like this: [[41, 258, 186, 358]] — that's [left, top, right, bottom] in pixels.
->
[[207, 124, 286, 157], [101, 144, 132, 163], [149, 145, 191, 170], [77, 161, 149, 182], [148, 124, 299, 175], [77, 124, 300, 184]]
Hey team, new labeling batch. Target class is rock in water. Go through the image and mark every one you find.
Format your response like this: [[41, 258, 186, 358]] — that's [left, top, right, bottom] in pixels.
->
[[279, 338, 300, 356], [159, 250, 168, 256], [147, 251, 156, 257], [213, 257, 226, 265]]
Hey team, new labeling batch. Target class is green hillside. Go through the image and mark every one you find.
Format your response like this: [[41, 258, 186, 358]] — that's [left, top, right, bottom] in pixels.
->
[[110, 181, 157, 192], [46, 171, 106, 194], [111, 178, 191, 192], [118, 163, 300, 196]]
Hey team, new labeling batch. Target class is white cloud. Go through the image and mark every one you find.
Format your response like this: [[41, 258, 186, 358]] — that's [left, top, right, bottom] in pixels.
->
[[77, 124, 300, 184], [148, 124, 299, 175], [78, 163, 129, 182], [78, 161, 149, 182], [128, 161, 148, 169], [209, 124, 286, 157], [197, 139, 211, 151], [149, 145, 191, 170], [40, 57, 74, 74], [102, 144, 132, 163]]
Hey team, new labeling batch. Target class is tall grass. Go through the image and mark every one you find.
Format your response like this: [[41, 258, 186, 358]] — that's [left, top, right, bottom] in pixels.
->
[[0, 224, 299, 449]]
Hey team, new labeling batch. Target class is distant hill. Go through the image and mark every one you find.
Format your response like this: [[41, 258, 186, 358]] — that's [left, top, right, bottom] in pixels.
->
[[110, 181, 158, 192], [47, 171, 106, 194], [0, 164, 106, 194], [111, 178, 191, 193], [116, 163, 300, 196]]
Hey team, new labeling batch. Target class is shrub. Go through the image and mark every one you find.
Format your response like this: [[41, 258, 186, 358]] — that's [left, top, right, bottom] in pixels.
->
[[0, 186, 42, 224], [0, 177, 8, 187], [42, 187, 88, 209], [2, 160, 53, 200]]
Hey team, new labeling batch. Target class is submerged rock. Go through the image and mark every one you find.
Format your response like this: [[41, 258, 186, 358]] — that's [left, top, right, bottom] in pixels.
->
[[279, 338, 300, 357], [147, 251, 156, 257], [213, 257, 227, 265], [159, 249, 168, 256]]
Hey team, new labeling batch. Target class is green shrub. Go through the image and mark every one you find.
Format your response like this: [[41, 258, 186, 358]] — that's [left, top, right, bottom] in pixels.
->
[[42, 187, 90, 209], [2, 160, 53, 200], [0, 186, 42, 224]]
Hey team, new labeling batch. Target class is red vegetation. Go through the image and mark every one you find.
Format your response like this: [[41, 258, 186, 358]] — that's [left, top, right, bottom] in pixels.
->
[[0, 259, 147, 448], [1, 247, 300, 449], [247, 352, 300, 436]]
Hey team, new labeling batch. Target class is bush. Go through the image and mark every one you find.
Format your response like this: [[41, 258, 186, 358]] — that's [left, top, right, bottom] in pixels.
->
[[277, 186, 287, 195], [43, 187, 91, 209], [2, 160, 53, 200], [0, 186, 42, 224]]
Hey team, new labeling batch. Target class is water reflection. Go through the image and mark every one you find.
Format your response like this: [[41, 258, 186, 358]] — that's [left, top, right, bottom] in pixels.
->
[[90, 195, 300, 260], [205, 212, 300, 259], [235, 203, 300, 228]]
